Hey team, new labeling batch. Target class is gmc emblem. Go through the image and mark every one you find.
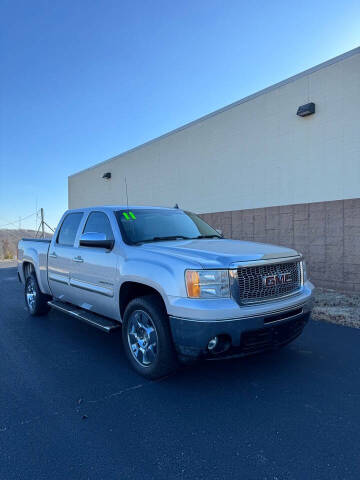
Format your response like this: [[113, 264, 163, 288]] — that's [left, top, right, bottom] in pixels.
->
[[263, 273, 292, 287]]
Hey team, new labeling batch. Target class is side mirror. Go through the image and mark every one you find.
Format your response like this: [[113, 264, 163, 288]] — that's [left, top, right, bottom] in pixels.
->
[[79, 232, 114, 250]]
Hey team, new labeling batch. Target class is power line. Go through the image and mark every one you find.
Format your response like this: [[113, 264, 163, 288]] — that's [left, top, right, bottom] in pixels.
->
[[0, 211, 38, 229], [34, 208, 55, 238], [0, 209, 55, 236], [0, 208, 56, 260]]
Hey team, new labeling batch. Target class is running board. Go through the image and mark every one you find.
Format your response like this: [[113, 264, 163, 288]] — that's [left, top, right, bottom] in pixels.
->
[[48, 300, 121, 333]]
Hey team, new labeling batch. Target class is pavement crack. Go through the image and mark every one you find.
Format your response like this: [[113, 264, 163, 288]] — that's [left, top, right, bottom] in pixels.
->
[[87, 383, 145, 404], [0, 412, 61, 434], [0, 375, 174, 434], [86, 374, 172, 404]]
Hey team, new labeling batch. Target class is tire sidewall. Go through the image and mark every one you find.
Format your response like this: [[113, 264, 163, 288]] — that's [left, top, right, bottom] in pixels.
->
[[25, 273, 49, 316], [25, 274, 37, 314], [122, 296, 177, 379]]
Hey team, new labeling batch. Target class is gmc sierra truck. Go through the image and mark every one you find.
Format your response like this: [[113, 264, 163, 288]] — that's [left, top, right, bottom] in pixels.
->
[[17, 206, 314, 379]]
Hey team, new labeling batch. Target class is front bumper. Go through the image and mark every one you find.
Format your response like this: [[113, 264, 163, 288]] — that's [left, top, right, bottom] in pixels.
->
[[169, 287, 314, 359]]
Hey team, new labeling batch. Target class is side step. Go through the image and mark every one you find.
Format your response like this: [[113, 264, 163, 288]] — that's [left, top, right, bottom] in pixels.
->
[[48, 300, 121, 333]]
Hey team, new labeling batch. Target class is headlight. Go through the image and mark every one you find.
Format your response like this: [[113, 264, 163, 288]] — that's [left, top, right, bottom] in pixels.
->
[[301, 260, 307, 283], [185, 270, 230, 298]]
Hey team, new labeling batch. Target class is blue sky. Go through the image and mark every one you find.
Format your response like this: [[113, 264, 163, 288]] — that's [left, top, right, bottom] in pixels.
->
[[1, 0, 359, 230]]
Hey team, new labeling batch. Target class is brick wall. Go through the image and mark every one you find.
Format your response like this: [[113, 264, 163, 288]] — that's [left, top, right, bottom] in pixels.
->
[[199, 198, 360, 293]]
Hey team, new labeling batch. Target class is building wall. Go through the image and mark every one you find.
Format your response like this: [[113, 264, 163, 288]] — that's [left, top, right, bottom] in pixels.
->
[[199, 197, 360, 293], [69, 48, 360, 213], [68, 48, 360, 293]]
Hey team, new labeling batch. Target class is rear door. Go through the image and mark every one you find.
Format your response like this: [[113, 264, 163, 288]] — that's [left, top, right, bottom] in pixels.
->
[[68, 211, 119, 320], [48, 212, 84, 301]]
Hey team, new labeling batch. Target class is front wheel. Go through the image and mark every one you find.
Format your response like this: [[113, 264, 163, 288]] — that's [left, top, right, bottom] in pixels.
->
[[25, 273, 51, 316], [122, 295, 178, 379]]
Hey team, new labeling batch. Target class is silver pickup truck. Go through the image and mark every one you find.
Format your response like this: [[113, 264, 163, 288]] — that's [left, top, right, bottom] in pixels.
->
[[18, 205, 314, 378]]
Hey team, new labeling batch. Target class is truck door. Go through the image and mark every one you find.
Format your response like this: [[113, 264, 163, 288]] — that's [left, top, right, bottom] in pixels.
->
[[68, 211, 119, 320], [48, 212, 84, 302]]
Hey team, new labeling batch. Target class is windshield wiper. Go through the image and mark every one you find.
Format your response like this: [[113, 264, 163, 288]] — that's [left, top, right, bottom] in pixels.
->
[[193, 234, 223, 239], [136, 235, 192, 244], [135, 234, 222, 245]]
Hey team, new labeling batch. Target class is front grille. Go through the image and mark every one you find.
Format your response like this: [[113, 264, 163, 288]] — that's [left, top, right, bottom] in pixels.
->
[[237, 260, 302, 304]]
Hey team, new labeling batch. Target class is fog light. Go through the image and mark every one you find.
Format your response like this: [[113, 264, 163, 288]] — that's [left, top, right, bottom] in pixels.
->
[[208, 337, 218, 351]]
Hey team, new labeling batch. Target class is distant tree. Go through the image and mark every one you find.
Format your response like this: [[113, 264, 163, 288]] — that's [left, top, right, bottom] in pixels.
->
[[2, 239, 14, 259]]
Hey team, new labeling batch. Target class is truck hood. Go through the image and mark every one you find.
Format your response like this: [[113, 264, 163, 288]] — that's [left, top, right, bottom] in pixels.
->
[[141, 238, 299, 268]]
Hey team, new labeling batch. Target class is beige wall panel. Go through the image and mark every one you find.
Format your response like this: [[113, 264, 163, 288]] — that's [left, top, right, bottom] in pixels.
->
[[69, 50, 360, 212]]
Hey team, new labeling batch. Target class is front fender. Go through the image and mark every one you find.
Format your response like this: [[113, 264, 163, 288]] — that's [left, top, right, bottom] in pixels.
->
[[119, 257, 187, 311]]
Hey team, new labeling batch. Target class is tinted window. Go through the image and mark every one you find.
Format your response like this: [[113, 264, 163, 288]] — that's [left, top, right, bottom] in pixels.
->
[[83, 212, 114, 240], [114, 209, 221, 245], [57, 213, 83, 246]]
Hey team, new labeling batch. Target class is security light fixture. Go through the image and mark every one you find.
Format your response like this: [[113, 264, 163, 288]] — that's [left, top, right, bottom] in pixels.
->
[[102, 172, 111, 180], [297, 102, 315, 117]]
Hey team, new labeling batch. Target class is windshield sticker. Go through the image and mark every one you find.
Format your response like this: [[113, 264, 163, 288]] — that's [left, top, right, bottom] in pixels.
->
[[122, 212, 136, 220]]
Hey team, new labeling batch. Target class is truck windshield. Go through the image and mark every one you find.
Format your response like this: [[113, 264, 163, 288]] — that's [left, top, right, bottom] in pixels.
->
[[114, 209, 222, 245]]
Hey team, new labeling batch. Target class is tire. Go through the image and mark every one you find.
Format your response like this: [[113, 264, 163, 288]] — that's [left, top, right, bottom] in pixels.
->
[[25, 273, 51, 316], [122, 295, 178, 379]]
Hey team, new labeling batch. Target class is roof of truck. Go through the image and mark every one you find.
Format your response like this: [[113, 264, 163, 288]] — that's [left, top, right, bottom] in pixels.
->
[[67, 205, 180, 212]]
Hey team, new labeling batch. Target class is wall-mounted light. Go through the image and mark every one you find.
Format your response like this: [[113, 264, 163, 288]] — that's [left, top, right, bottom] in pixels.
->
[[297, 102, 315, 117], [102, 172, 111, 180]]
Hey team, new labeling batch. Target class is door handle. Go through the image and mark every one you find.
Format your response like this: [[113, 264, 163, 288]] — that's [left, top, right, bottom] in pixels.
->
[[49, 251, 57, 258], [73, 256, 84, 263]]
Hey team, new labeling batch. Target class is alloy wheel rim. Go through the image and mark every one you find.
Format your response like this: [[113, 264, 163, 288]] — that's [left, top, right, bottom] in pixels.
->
[[26, 279, 36, 312], [127, 310, 158, 367]]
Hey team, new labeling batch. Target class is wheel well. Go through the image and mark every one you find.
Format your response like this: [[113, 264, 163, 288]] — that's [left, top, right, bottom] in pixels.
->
[[119, 282, 167, 319], [23, 262, 35, 279]]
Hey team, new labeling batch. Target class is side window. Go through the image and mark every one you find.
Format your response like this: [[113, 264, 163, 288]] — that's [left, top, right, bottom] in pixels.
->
[[57, 213, 83, 246], [83, 212, 114, 240]]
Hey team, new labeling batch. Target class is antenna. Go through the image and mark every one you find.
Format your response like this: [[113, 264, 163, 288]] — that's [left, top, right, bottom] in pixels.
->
[[35, 196, 38, 231], [124, 177, 129, 207], [40, 208, 45, 238]]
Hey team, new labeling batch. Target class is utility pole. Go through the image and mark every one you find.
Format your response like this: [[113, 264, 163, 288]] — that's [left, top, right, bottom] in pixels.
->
[[40, 208, 45, 238], [19, 216, 21, 230]]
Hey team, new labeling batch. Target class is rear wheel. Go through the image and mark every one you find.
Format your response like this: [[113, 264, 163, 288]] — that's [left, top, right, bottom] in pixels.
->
[[122, 295, 178, 379], [25, 273, 51, 316]]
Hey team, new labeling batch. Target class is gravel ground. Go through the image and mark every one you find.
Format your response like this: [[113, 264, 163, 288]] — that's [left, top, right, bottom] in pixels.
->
[[313, 288, 360, 329]]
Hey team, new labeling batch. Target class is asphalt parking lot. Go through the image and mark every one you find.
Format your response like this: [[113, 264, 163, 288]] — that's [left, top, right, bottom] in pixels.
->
[[1, 264, 360, 480]]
